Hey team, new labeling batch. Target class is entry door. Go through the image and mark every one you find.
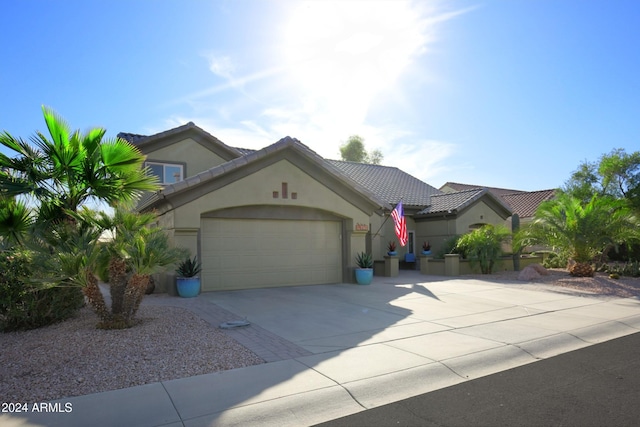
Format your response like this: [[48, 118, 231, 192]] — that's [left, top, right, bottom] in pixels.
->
[[407, 231, 415, 254]]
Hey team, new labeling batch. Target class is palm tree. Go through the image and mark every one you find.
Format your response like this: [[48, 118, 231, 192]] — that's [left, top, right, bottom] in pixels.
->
[[0, 106, 159, 226], [515, 193, 640, 277], [91, 207, 186, 328]]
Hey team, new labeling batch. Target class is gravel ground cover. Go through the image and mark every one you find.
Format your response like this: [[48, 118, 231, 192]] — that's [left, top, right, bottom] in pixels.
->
[[0, 305, 264, 403], [2, 269, 639, 404]]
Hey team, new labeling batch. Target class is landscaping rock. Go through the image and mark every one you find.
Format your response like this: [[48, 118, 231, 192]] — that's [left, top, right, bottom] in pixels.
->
[[530, 263, 549, 275], [518, 265, 542, 281]]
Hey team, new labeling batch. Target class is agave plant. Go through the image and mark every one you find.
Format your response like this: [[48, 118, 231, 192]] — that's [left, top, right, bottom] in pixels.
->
[[355, 252, 373, 269], [176, 256, 202, 278]]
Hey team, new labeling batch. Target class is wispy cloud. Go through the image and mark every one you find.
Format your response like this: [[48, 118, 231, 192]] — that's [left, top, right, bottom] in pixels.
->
[[159, 1, 472, 186]]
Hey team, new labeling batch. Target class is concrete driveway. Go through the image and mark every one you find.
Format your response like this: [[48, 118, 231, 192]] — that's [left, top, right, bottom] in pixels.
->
[[8, 271, 640, 427]]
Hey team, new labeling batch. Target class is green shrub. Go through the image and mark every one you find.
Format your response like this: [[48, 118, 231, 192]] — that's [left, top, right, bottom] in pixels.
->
[[607, 260, 640, 278], [0, 250, 84, 332], [435, 235, 464, 259], [455, 225, 511, 274], [540, 252, 568, 269]]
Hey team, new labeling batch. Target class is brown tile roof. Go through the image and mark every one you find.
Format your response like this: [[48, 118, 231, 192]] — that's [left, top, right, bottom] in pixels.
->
[[328, 160, 442, 207], [440, 182, 556, 218], [417, 188, 512, 217], [502, 189, 556, 218], [441, 182, 524, 197]]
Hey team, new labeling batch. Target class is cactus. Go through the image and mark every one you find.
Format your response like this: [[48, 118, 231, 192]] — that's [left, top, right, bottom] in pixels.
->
[[512, 214, 521, 271]]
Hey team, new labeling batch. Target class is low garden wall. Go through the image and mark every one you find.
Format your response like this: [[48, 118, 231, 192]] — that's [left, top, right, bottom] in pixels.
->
[[419, 255, 543, 276]]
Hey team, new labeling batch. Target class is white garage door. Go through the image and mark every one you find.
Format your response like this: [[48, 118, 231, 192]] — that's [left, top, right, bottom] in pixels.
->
[[201, 218, 342, 291]]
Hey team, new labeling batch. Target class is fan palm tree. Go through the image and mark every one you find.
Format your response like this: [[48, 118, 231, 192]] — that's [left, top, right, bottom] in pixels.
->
[[515, 193, 640, 277], [0, 106, 159, 226], [90, 207, 186, 327]]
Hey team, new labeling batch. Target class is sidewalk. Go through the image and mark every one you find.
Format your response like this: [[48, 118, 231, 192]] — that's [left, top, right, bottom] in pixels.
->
[[317, 331, 640, 426], [3, 272, 640, 427]]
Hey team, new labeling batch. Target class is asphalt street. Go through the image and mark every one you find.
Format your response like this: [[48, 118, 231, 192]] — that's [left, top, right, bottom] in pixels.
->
[[316, 331, 640, 427]]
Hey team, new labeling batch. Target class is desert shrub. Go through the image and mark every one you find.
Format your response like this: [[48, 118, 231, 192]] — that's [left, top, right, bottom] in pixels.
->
[[540, 252, 569, 269], [607, 243, 640, 263], [455, 225, 511, 274], [608, 261, 640, 277], [0, 249, 83, 332], [435, 235, 464, 259]]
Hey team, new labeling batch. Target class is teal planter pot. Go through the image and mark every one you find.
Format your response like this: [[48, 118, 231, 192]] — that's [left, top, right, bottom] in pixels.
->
[[176, 277, 200, 297], [355, 268, 373, 285]]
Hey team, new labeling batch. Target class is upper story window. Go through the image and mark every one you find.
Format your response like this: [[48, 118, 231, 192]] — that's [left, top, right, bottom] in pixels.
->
[[146, 162, 184, 185]]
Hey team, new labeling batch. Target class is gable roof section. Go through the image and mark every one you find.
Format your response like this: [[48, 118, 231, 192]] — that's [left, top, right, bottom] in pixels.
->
[[328, 160, 441, 208], [417, 188, 512, 218], [501, 189, 555, 218], [138, 137, 389, 214], [440, 182, 556, 219], [440, 182, 524, 197], [118, 122, 243, 161]]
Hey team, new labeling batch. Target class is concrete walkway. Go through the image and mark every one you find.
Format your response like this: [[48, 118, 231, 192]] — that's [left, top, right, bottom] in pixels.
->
[[4, 271, 640, 427]]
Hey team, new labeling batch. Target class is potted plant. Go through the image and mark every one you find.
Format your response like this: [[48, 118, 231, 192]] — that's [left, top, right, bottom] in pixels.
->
[[422, 241, 431, 255], [387, 241, 397, 256], [176, 256, 202, 297], [355, 252, 374, 285]]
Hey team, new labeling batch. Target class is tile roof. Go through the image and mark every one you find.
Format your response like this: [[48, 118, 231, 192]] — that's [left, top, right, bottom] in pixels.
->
[[327, 160, 442, 207], [417, 188, 513, 217], [117, 132, 147, 144], [440, 182, 556, 218], [441, 182, 525, 197], [418, 188, 483, 215], [139, 137, 389, 212], [117, 122, 243, 158], [502, 189, 556, 218]]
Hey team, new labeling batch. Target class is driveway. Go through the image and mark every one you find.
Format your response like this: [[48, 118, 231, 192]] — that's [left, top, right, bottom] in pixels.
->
[[9, 270, 640, 427]]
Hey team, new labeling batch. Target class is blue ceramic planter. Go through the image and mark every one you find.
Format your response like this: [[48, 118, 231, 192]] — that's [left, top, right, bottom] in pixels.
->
[[387, 251, 397, 256], [176, 277, 200, 297], [355, 268, 373, 285]]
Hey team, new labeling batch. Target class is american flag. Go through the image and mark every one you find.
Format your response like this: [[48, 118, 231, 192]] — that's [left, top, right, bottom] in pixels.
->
[[391, 201, 408, 247]]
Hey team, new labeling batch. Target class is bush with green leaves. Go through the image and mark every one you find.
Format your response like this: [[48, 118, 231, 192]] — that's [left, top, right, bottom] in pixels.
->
[[455, 225, 511, 274], [435, 235, 464, 259], [0, 249, 83, 332]]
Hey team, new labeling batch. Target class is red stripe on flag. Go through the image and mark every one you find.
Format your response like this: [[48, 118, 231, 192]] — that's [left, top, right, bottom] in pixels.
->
[[391, 201, 408, 246]]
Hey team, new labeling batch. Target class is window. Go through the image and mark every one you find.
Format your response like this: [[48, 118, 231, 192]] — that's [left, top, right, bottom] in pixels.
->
[[146, 162, 184, 185]]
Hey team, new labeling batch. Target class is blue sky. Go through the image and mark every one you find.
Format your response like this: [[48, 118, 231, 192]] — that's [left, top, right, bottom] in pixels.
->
[[2, 0, 639, 192]]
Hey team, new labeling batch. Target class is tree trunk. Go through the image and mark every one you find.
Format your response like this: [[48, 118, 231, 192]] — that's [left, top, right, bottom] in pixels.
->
[[569, 262, 594, 277], [109, 257, 127, 316], [123, 273, 149, 326], [82, 270, 110, 322]]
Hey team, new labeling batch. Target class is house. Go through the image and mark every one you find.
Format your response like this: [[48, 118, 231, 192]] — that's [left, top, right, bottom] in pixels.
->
[[118, 123, 545, 292], [440, 182, 556, 227]]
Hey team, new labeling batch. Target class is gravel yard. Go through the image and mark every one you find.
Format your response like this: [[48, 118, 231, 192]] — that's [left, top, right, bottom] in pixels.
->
[[0, 305, 264, 403], [2, 269, 639, 404]]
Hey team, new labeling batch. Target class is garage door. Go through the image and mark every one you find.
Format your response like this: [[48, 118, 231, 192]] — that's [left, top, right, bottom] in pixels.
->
[[201, 218, 342, 291]]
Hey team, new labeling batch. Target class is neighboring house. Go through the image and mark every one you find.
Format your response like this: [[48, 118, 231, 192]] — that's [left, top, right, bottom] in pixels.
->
[[118, 123, 546, 291], [440, 182, 556, 226]]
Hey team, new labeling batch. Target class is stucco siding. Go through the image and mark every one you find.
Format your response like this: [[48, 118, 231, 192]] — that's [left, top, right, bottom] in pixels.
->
[[457, 201, 509, 231], [171, 159, 372, 229], [144, 137, 228, 177]]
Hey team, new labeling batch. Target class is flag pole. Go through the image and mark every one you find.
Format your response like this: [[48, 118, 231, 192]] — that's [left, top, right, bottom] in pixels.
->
[[371, 199, 403, 240]]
